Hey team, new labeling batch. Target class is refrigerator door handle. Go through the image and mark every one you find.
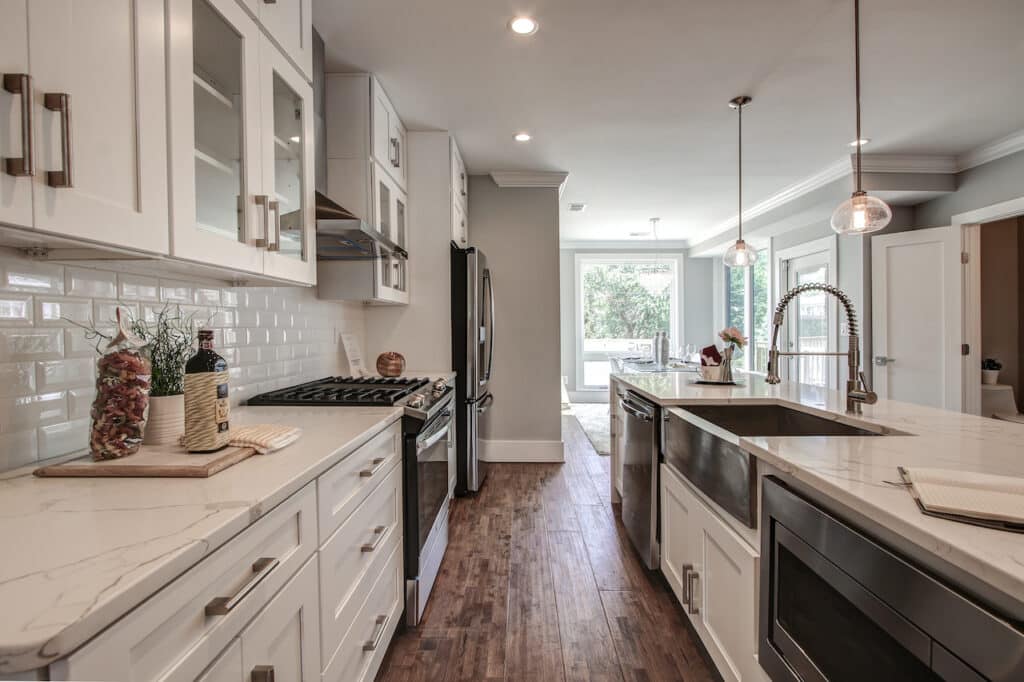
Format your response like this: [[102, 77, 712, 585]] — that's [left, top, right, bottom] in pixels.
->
[[484, 269, 495, 382], [476, 393, 495, 414]]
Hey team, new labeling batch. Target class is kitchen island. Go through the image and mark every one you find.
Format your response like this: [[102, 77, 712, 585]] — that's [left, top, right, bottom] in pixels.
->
[[610, 371, 1024, 681]]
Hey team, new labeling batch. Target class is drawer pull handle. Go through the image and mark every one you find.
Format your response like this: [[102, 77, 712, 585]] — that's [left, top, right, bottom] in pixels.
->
[[205, 557, 280, 616], [681, 564, 693, 606], [253, 194, 270, 247], [363, 614, 390, 652], [3, 74, 34, 177], [360, 457, 387, 478], [686, 568, 700, 615], [251, 665, 275, 682], [361, 525, 388, 552], [44, 92, 72, 188]]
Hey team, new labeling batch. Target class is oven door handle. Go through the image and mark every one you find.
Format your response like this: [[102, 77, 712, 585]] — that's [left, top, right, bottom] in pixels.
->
[[418, 422, 451, 454]]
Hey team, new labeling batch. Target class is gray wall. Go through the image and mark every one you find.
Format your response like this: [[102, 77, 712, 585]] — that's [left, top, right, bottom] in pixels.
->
[[469, 176, 562, 443], [915, 150, 1024, 228]]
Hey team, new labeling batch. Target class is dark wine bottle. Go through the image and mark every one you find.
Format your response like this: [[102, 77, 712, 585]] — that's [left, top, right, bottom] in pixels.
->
[[184, 329, 230, 452]]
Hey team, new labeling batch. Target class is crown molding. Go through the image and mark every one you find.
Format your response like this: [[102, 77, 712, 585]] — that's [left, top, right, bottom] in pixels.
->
[[709, 158, 849, 236], [855, 153, 958, 174], [490, 171, 569, 195], [559, 239, 690, 251], [956, 129, 1024, 172]]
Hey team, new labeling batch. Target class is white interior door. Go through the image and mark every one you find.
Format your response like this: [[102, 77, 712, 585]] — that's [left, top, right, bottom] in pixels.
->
[[0, 0, 33, 229], [29, 0, 169, 254], [872, 226, 962, 410]]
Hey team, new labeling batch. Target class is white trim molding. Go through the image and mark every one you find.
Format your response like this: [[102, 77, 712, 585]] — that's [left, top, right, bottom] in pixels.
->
[[957, 129, 1024, 172], [855, 154, 958, 174], [480, 439, 565, 462], [560, 239, 690, 251], [490, 171, 570, 195]]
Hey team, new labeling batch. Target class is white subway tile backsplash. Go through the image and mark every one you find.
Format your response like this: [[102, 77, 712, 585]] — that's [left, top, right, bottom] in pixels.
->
[[37, 358, 95, 391], [0, 328, 64, 361], [66, 267, 117, 299], [0, 260, 63, 295], [94, 301, 137, 327], [0, 295, 33, 325], [0, 362, 36, 397], [117, 273, 160, 301], [0, 252, 366, 472], [38, 418, 90, 459], [35, 297, 93, 326]]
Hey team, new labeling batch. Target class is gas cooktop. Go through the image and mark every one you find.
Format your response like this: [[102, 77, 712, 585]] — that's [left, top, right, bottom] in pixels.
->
[[247, 376, 430, 407]]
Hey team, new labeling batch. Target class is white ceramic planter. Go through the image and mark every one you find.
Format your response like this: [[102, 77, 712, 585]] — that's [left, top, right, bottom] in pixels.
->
[[144, 394, 185, 445], [982, 369, 1000, 386]]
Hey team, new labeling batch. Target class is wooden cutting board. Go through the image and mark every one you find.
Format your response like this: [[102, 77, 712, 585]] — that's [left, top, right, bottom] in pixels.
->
[[34, 443, 256, 478]]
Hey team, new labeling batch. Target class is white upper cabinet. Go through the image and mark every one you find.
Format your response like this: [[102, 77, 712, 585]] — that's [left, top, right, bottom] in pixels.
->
[[4, 0, 170, 254], [0, 0, 32, 229], [252, 0, 313, 82], [371, 81, 407, 190], [168, 0, 315, 285], [451, 138, 468, 210]]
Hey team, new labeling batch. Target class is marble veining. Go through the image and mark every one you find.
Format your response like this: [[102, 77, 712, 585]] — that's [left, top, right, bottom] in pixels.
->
[[615, 372, 1024, 608], [0, 405, 403, 673]]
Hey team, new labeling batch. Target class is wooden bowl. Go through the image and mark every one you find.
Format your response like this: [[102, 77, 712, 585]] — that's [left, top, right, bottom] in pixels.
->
[[376, 352, 406, 377]]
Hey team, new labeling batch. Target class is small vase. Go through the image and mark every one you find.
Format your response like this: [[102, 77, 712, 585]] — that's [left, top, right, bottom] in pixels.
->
[[144, 394, 186, 446], [721, 346, 734, 383], [982, 369, 1000, 386]]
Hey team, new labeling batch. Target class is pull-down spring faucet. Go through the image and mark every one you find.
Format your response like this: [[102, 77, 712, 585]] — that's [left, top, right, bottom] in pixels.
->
[[765, 283, 877, 413]]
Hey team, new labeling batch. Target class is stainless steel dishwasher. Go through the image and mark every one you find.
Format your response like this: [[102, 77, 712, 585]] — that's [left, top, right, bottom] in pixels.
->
[[619, 390, 660, 569]]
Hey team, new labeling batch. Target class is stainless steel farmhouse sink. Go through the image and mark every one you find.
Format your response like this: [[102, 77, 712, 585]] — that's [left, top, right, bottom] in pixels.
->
[[663, 404, 903, 529], [681, 404, 891, 437]]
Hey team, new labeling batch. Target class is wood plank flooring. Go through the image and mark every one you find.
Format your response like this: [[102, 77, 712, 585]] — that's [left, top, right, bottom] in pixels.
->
[[377, 415, 716, 682]]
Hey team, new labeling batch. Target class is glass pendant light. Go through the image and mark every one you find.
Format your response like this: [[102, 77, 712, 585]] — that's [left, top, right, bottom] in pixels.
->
[[831, 0, 892, 235], [724, 96, 757, 268]]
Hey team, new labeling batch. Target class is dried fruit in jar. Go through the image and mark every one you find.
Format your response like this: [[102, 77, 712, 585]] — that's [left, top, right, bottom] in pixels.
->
[[89, 320, 151, 461]]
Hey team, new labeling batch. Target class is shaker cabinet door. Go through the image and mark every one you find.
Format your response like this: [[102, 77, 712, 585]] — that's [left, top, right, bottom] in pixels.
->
[[28, 0, 169, 254], [0, 0, 32, 229], [196, 640, 244, 682], [258, 0, 313, 81], [167, 0, 265, 275]]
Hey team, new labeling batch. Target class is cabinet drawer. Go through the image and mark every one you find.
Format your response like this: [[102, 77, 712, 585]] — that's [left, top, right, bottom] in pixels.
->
[[55, 484, 317, 682], [321, 542, 403, 682], [320, 462, 402, 670], [317, 421, 401, 542]]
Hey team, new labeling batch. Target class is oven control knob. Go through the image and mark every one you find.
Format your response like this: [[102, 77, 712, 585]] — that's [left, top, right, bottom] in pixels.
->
[[432, 378, 448, 392], [408, 394, 426, 408]]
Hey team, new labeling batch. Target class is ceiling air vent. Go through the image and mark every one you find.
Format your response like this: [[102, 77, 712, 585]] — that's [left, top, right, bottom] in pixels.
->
[[568, 203, 586, 212]]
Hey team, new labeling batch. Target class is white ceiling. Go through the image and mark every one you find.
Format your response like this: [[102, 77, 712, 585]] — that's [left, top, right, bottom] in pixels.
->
[[313, 0, 1024, 245]]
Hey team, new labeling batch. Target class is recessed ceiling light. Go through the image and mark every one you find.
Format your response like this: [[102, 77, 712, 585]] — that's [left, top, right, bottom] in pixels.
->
[[514, 132, 532, 142], [289, 135, 301, 143], [849, 138, 870, 147], [509, 16, 539, 35]]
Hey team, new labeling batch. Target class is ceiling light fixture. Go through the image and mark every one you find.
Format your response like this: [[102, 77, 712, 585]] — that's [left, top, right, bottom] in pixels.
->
[[509, 16, 539, 35], [514, 132, 531, 142], [831, 0, 891, 235], [289, 135, 301, 143], [848, 137, 870, 147], [723, 96, 756, 269]]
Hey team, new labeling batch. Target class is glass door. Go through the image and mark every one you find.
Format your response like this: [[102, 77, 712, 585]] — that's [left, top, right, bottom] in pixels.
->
[[783, 251, 834, 388], [259, 35, 315, 284], [576, 255, 680, 390]]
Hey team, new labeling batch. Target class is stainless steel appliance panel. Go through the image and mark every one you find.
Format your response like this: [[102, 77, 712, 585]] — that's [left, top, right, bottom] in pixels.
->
[[465, 248, 493, 396], [620, 391, 660, 570]]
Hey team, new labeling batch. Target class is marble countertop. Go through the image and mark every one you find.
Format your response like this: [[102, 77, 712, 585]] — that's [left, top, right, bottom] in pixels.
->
[[614, 372, 1024, 608], [0, 405, 403, 674]]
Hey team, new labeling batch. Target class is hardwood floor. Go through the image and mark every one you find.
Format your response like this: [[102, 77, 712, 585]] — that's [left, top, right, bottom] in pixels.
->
[[377, 415, 716, 682]]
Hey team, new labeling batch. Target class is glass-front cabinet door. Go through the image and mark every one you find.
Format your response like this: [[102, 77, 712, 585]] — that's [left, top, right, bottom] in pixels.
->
[[169, 0, 264, 274], [259, 35, 315, 285]]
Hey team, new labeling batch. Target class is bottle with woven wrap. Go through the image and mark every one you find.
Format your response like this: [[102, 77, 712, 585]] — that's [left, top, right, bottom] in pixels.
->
[[184, 329, 231, 452]]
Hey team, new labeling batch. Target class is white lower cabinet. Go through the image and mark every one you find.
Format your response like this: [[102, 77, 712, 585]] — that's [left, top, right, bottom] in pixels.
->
[[660, 463, 767, 682], [196, 640, 243, 682]]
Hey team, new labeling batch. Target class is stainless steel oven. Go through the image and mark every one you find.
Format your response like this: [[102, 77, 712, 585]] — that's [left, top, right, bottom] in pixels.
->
[[403, 393, 454, 626], [760, 476, 1024, 682]]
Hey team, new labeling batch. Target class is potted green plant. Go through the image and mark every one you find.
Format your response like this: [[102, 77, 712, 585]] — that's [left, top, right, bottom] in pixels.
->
[[129, 306, 198, 444], [981, 358, 1002, 386]]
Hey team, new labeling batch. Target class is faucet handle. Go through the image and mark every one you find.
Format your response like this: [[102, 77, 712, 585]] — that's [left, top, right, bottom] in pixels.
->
[[853, 372, 878, 405]]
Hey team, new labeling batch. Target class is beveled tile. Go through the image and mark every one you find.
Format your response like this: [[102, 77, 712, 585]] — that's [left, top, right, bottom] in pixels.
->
[[0, 329, 64, 361], [117, 274, 160, 302], [35, 297, 92, 326], [68, 387, 95, 419], [159, 280, 192, 303], [93, 301, 138, 328], [37, 358, 95, 391], [0, 295, 33, 326], [0, 362, 36, 397], [0, 259, 63, 295], [1, 392, 67, 429], [38, 418, 90, 459], [65, 328, 109, 358], [65, 267, 117, 299], [0, 429, 38, 470]]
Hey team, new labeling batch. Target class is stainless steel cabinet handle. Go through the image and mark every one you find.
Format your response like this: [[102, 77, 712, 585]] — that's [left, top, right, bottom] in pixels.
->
[[359, 456, 388, 478], [363, 614, 390, 651], [205, 557, 280, 615], [3, 74, 34, 177], [619, 399, 654, 423], [251, 665, 275, 682], [44, 92, 72, 188], [253, 194, 271, 247], [686, 569, 700, 615], [361, 525, 388, 552], [390, 137, 400, 168], [681, 564, 694, 605], [267, 199, 281, 251]]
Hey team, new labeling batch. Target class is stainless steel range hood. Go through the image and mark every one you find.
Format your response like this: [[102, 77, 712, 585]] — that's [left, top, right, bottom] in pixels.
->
[[314, 191, 406, 261]]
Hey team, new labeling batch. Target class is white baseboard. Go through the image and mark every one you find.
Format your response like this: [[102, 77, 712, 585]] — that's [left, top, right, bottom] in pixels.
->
[[480, 439, 565, 463]]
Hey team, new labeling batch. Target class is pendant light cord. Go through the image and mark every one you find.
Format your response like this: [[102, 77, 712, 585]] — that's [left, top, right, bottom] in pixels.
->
[[737, 100, 743, 241], [854, 0, 863, 193]]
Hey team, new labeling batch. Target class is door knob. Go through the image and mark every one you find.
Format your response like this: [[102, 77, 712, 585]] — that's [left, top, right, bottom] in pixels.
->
[[874, 356, 895, 366]]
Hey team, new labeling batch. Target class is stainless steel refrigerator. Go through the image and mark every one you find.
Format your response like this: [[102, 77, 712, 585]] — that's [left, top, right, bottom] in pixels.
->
[[451, 243, 494, 494]]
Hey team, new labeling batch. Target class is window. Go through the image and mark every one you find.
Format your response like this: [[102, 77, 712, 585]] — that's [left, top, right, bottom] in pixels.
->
[[576, 254, 682, 389], [723, 249, 769, 373]]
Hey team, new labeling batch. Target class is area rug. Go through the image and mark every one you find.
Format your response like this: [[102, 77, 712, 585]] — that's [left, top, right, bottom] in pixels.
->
[[570, 403, 611, 455]]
